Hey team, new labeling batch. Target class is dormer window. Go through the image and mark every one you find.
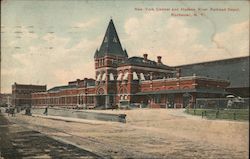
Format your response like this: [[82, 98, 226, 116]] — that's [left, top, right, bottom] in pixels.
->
[[104, 37, 108, 43], [113, 37, 117, 43]]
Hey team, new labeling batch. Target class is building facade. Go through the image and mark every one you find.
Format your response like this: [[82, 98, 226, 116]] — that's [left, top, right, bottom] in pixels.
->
[[177, 56, 249, 98], [31, 19, 231, 109], [12, 83, 47, 108], [0, 93, 12, 107]]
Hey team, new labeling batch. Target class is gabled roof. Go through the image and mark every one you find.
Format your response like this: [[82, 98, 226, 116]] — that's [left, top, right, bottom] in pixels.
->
[[94, 19, 128, 58]]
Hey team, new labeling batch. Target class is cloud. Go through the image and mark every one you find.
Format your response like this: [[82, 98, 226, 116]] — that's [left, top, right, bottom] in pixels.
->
[[123, 15, 249, 66], [214, 20, 249, 57], [72, 18, 99, 30], [1, 32, 100, 92], [124, 15, 201, 64]]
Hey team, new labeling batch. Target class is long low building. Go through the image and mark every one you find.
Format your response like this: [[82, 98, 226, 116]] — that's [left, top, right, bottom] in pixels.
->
[[31, 19, 233, 109], [32, 75, 230, 109], [176, 56, 249, 98]]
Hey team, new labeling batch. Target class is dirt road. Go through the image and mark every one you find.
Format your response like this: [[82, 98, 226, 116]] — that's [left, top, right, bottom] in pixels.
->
[[1, 109, 249, 158]]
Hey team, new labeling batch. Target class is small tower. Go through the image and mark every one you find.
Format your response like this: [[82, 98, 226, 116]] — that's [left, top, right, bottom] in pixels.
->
[[94, 19, 128, 68], [94, 19, 128, 108]]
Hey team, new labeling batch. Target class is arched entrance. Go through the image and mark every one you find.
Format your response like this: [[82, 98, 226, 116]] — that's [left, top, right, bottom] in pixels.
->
[[96, 88, 105, 107]]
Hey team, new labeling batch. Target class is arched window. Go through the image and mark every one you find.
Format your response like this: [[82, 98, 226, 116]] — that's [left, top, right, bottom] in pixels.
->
[[117, 72, 123, 81], [123, 72, 129, 80], [101, 73, 106, 81], [119, 87, 128, 94], [182, 86, 190, 89], [140, 73, 145, 81], [96, 73, 101, 81], [109, 73, 114, 81], [133, 72, 139, 80]]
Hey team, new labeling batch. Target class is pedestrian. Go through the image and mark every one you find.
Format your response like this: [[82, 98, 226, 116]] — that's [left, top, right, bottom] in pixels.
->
[[25, 106, 31, 116], [43, 106, 48, 115], [10, 107, 15, 117], [165, 101, 169, 109], [7, 108, 10, 116], [227, 99, 233, 109]]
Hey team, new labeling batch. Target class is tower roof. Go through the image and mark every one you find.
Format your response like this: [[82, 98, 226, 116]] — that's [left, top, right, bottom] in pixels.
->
[[94, 19, 128, 58]]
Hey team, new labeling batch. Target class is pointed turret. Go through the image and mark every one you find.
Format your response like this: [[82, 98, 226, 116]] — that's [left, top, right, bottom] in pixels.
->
[[94, 49, 99, 58], [95, 19, 128, 58]]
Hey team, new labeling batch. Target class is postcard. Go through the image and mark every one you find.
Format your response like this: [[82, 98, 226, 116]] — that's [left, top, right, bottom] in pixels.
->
[[0, 0, 249, 158]]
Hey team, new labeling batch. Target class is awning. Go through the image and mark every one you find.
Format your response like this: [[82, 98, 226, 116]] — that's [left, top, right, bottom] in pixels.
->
[[226, 95, 235, 98]]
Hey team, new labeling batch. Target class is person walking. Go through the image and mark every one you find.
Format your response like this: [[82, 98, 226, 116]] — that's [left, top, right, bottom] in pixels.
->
[[10, 107, 15, 117], [43, 106, 48, 115]]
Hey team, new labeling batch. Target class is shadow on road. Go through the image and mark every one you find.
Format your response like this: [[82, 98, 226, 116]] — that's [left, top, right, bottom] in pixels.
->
[[0, 114, 101, 159]]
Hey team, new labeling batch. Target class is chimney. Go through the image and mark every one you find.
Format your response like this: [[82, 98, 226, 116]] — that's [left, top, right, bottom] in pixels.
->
[[157, 56, 162, 63], [143, 54, 148, 61]]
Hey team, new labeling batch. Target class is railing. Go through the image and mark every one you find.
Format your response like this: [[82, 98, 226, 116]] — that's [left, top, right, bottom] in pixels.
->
[[196, 98, 249, 109]]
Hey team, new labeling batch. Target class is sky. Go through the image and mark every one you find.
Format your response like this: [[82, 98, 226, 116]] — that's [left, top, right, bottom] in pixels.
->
[[1, 0, 249, 93]]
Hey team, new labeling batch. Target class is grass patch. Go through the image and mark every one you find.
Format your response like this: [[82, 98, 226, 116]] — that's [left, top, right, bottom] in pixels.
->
[[185, 108, 249, 121]]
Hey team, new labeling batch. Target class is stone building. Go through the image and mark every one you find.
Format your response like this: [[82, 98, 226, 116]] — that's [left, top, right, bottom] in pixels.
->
[[31, 19, 232, 109], [12, 83, 46, 108]]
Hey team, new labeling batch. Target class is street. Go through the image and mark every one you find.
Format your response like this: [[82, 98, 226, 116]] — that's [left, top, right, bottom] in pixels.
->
[[0, 109, 249, 158]]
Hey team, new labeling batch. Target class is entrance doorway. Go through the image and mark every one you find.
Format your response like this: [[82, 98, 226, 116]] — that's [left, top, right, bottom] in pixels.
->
[[96, 95, 105, 107], [167, 94, 175, 108]]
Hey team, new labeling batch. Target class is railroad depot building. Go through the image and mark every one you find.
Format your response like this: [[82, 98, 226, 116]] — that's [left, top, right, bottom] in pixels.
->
[[31, 19, 234, 109]]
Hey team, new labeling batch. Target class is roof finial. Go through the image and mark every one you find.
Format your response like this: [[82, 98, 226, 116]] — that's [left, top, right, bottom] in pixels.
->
[[110, 16, 113, 20]]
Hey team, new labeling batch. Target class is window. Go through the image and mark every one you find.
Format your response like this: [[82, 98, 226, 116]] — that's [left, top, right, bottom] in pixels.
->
[[109, 73, 114, 81], [133, 72, 139, 80], [96, 74, 101, 81], [140, 73, 145, 81], [117, 72, 123, 81], [101, 73, 106, 81], [123, 72, 129, 80]]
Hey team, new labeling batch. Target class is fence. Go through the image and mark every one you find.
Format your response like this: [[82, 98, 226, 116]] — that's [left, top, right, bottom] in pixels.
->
[[186, 108, 249, 121], [195, 98, 249, 109]]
